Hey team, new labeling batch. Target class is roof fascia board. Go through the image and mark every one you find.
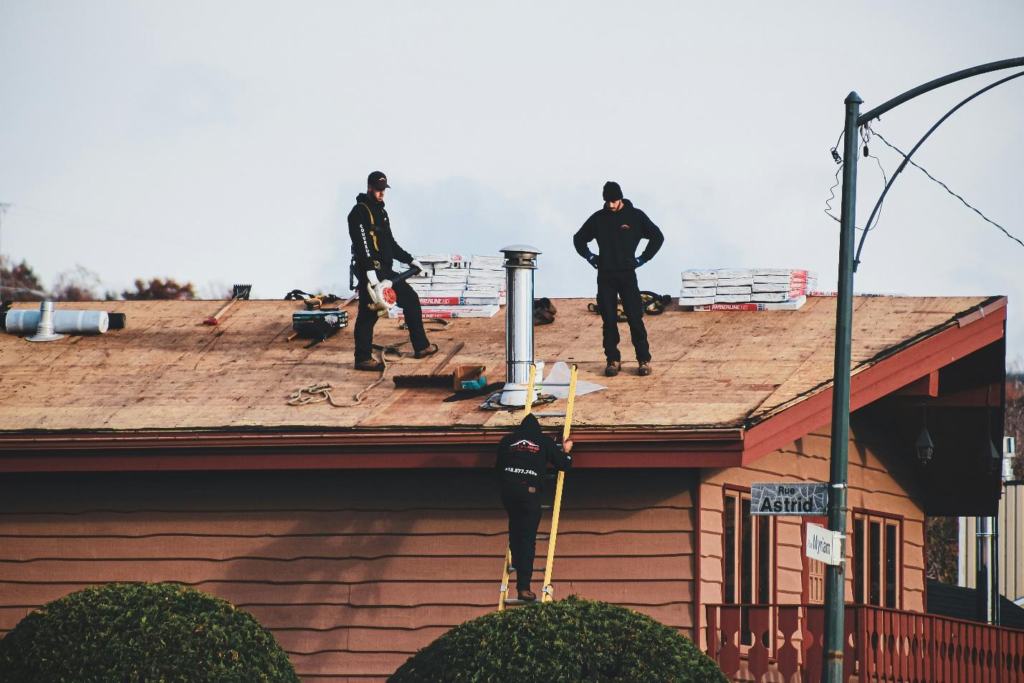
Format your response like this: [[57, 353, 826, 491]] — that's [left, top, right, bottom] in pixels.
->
[[740, 302, 1005, 464]]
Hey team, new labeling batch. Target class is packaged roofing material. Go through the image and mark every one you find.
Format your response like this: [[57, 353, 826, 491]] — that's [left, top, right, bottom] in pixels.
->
[[715, 269, 753, 279], [692, 296, 807, 312], [418, 254, 465, 264], [751, 291, 803, 302], [390, 305, 499, 319], [753, 268, 808, 277], [432, 273, 470, 283], [717, 277, 754, 286], [714, 294, 752, 303], [752, 282, 806, 293], [678, 297, 716, 306], [680, 286, 716, 297], [716, 286, 752, 295], [681, 269, 718, 281]]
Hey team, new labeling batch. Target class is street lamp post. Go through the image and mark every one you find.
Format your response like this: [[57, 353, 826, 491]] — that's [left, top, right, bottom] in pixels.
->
[[823, 57, 1024, 683]]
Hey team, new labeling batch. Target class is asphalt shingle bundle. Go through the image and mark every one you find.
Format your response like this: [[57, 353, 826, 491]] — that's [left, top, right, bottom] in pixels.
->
[[679, 268, 817, 311], [391, 254, 506, 318]]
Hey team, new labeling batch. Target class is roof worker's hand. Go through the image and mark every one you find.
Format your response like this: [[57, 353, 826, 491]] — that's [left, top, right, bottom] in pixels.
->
[[635, 256, 647, 268], [562, 439, 573, 453], [366, 270, 380, 287], [411, 259, 426, 274], [586, 253, 599, 270]]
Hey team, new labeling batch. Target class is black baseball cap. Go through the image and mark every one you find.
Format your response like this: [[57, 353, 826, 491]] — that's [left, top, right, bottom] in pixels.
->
[[603, 181, 623, 202], [368, 171, 391, 191]]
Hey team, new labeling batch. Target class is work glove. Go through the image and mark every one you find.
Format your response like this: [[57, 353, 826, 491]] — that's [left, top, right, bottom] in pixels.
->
[[586, 253, 599, 270], [635, 256, 647, 268], [411, 259, 426, 274], [366, 270, 380, 287]]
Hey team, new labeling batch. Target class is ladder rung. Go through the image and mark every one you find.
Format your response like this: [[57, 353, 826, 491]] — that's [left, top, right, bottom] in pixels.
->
[[533, 567, 546, 572], [537, 534, 550, 541], [533, 412, 566, 417], [540, 504, 553, 510]]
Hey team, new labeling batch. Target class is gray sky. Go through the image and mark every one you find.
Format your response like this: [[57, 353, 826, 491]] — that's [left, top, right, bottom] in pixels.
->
[[2, 1, 1022, 359]]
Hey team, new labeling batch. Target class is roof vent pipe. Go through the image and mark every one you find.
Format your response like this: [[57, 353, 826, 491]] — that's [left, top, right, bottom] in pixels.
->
[[499, 244, 541, 407], [27, 301, 64, 343]]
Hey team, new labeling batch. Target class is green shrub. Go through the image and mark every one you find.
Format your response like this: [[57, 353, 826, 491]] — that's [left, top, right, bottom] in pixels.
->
[[0, 582, 299, 683], [390, 595, 727, 683]]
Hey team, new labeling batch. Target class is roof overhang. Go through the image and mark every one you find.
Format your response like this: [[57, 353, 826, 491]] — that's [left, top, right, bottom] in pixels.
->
[[0, 297, 1006, 473]]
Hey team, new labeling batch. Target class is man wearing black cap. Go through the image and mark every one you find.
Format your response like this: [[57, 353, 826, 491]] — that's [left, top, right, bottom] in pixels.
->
[[496, 413, 573, 601], [573, 181, 664, 377], [347, 171, 438, 371]]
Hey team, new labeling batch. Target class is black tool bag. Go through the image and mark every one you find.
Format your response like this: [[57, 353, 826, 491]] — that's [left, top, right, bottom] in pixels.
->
[[292, 309, 349, 339]]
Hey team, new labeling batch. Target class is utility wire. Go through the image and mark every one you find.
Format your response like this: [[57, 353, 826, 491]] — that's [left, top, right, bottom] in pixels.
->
[[869, 127, 1024, 249]]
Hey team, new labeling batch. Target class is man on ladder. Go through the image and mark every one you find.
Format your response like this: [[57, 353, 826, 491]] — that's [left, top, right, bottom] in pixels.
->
[[496, 412, 573, 602]]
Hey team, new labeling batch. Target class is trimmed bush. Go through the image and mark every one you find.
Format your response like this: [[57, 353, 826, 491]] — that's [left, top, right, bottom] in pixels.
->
[[390, 595, 727, 683], [0, 582, 300, 683]]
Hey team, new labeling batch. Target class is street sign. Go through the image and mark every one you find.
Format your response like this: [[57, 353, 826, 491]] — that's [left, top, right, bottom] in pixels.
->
[[751, 482, 828, 516], [805, 523, 843, 566]]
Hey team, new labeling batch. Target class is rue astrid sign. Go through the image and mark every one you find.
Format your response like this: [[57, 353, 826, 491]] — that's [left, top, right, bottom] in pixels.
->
[[750, 482, 828, 516]]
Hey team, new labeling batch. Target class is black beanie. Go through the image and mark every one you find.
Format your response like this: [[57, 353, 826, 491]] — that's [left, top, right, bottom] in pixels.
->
[[603, 181, 623, 202]]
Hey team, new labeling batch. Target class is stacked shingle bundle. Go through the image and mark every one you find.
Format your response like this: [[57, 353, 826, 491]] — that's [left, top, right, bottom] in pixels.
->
[[679, 268, 817, 311], [392, 254, 505, 318]]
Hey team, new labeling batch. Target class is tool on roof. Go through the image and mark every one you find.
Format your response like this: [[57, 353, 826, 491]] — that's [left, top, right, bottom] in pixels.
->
[[392, 343, 489, 391], [367, 267, 419, 318], [203, 284, 251, 325], [498, 363, 578, 611], [292, 309, 349, 348]]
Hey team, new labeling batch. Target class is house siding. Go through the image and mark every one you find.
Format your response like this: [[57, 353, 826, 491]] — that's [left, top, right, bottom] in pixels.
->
[[0, 467, 696, 682], [698, 419, 927, 646]]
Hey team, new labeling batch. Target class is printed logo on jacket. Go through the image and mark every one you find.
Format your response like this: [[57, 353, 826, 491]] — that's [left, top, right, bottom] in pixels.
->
[[510, 439, 541, 453]]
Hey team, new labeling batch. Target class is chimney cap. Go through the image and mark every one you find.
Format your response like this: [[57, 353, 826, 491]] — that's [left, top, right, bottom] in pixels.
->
[[501, 244, 542, 257]]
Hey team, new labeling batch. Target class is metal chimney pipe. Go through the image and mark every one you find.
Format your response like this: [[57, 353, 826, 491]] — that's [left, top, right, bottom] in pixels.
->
[[499, 244, 541, 407], [27, 301, 64, 343]]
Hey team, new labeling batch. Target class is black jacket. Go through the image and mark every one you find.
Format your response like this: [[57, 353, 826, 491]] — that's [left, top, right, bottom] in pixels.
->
[[348, 193, 415, 279], [495, 414, 572, 490], [573, 199, 665, 271]]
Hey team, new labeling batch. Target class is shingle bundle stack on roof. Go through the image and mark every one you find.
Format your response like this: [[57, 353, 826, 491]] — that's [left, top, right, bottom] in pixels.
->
[[679, 268, 817, 311], [391, 254, 506, 318]]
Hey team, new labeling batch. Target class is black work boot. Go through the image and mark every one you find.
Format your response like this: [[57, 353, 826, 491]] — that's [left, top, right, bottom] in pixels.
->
[[354, 358, 384, 372], [517, 589, 537, 601], [638, 361, 652, 376], [605, 360, 621, 377]]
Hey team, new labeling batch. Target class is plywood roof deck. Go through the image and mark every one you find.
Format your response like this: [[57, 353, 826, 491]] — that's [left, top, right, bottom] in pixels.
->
[[0, 296, 1000, 435]]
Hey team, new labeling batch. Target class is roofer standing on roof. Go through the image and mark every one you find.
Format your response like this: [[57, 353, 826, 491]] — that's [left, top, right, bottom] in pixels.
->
[[348, 171, 439, 371], [496, 413, 573, 601], [573, 181, 665, 377]]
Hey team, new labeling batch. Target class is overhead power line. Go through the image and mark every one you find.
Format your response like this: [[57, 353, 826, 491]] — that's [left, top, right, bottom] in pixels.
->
[[867, 128, 1024, 250]]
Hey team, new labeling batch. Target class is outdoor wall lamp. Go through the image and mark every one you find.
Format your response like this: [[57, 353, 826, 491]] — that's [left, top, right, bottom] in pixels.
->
[[915, 408, 934, 465], [916, 426, 935, 465]]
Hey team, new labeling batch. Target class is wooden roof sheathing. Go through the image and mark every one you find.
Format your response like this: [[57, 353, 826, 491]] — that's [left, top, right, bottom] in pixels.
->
[[0, 296, 999, 434]]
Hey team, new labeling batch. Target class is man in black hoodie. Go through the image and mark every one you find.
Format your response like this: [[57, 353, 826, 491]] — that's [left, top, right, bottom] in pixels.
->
[[347, 171, 438, 371], [496, 413, 573, 601], [573, 181, 665, 377]]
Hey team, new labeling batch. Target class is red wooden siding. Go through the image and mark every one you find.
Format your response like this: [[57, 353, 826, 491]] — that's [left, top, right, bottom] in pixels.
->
[[0, 468, 696, 682], [698, 416, 927, 648]]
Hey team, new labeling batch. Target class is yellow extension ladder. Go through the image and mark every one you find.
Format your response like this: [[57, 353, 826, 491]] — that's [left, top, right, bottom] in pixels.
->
[[498, 363, 578, 610]]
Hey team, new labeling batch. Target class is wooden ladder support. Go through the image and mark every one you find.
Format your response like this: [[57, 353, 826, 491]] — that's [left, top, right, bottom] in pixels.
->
[[498, 363, 578, 610], [542, 363, 577, 602]]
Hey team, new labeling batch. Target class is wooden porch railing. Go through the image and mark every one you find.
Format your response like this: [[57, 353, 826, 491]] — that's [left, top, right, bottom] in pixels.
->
[[706, 603, 1024, 682]]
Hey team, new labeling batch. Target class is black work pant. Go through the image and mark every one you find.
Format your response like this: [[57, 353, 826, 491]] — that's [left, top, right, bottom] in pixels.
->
[[353, 278, 429, 362], [501, 482, 542, 591], [596, 269, 650, 363]]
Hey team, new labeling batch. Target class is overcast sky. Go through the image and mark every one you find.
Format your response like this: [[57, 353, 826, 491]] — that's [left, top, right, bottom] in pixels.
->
[[1, 1, 1022, 359]]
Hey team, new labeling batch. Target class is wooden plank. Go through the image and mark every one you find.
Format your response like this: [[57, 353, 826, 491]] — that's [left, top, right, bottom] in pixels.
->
[[0, 531, 695, 561], [0, 555, 694, 583]]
